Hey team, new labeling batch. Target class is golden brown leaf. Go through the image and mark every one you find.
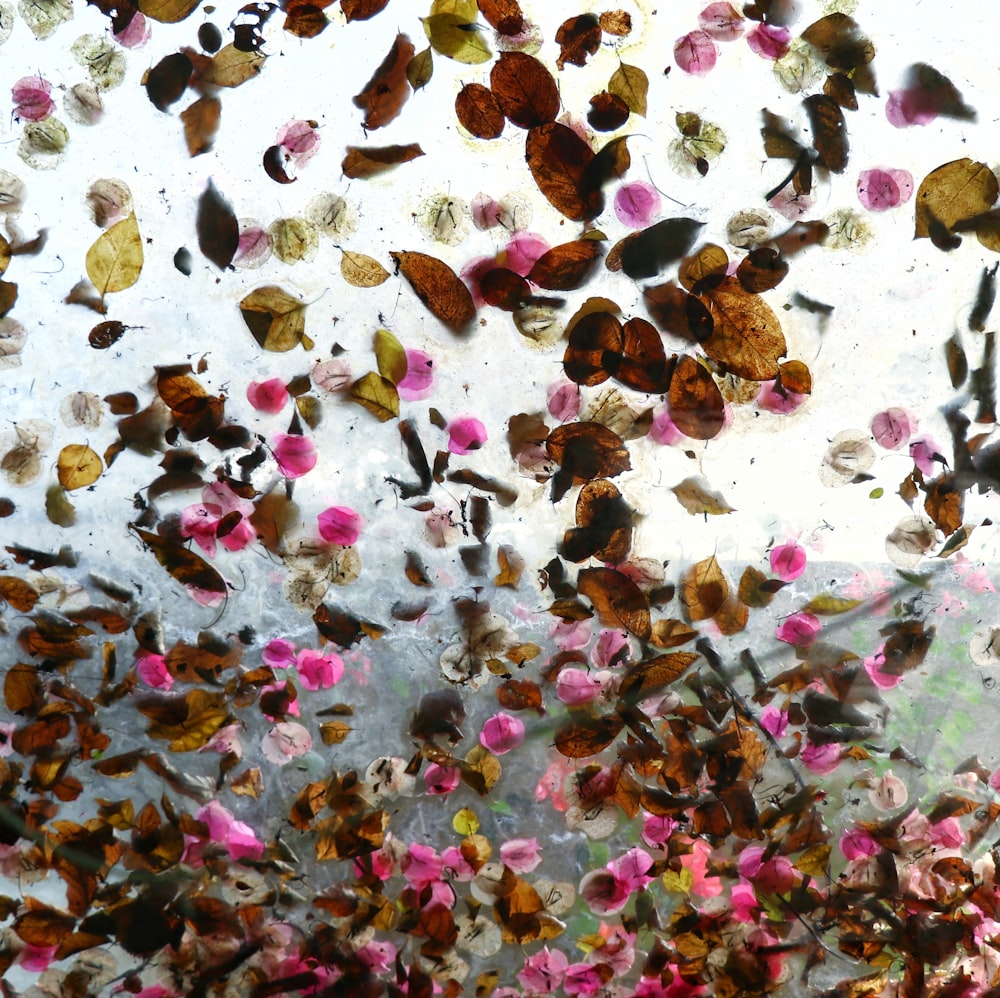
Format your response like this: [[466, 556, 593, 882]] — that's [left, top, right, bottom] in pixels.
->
[[180, 96, 221, 156], [353, 33, 414, 129], [200, 45, 265, 87], [527, 238, 601, 291], [668, 354, 725, 440], [700, 277, 786, 380], [681, 555, 729, 621], [342, 143, 425, 179], [340, 250, 390, 288], [85, 213, 143, 298], [608, 63, 648, 116], [915, 159, 999, 240], [239, 286, 313, 352], [577, 566, 651, 638], [390, 250, 476, 332], [490, 51, 559, 128], [455, 83, 505, 139], [525, 123, 601, 221], [554, 710, 624, 758], [0, 576, 40, 612]]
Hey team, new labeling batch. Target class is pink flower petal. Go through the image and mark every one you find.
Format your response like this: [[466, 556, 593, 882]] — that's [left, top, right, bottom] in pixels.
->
[[276, 119, 321, 166], [556, 668, 603, 705], [547, 379, 581, 422], [614, 181, 661, 228], [698, 2, 745, 40], [424, 762, 461, 794], [479, 712, 525, 754], [12, 76, 55, 122], [769, 542, 806, 581], [756, 379, 804, 414], [649, 405, 684, 445], [579, 869, 630, 915], [775, 611, 821, 647], [447, 416, 487, 455], [886, 87, 938, 127], [295, 648, 344, 690], [504, 232, 550, 276], [909, 435, 942, 476], [247, 377, 289, 414], [397, 348, 435, 401], [317, 505, 363, 546], [136, 653, 173, 690], [233, 224, 272, 267], [114, 10, 151, 47], [272, 433, 317, 478], [746, 23, 790, 60], [872, 406, 916, 449], [801, 740, 841, 774], [759, 705, 788, 738], [500, 837, 542, 873], [312, 358, 352, 393], [674, 30, 718, 75], [263, 638, 297, 668], [262, 721, 313, 764]]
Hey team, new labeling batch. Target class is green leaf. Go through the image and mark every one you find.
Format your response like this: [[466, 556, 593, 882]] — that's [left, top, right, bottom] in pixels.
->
[[799, 594, 865, 615], [349, 372, 400, 421], [430, 0, 477, 15], [608, 63, 648, 116], [407, 47, 434, 91], [423, 13, 491, 64], [85, 213, 143, 297], [374, 329, 407, 385]]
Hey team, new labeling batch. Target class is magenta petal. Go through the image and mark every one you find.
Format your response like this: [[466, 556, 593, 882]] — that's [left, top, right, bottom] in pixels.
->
[[317, 505, 363, 545], [277, 119, 321, 166], [136, 653, 173, 690], [479, 712, 525, 754], [775, 611, 821, 647], [263, 637, 297, 668], [886, 87, 938, 127], [447, 416, 487, 455], [698, 1, 745, 40], [746, 22, 790, 60], [397, 349, 435, 400], [674, 30, 718, 75], [504, 232, 550, 275], [247, 377, 289, 413], [872, 406, 916, 448], [546, 379, 581, 422], [114, 9, 151, 47], [614, 181, 661, 229], [273, 433, 317, 478], [769, 542, 806, 581], [12, 76, 55, 122], [857, 168, 903, 212]]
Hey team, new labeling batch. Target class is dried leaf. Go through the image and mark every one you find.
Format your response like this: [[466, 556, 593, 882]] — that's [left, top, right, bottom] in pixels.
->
[[495, 545, 524, 588], [407, 47, 434, 91], [563, 310, 623, 386], [671, 476, 735, 515], [342, 144, 425, 179], [390, 250, 476, 332], [374, 328, 407, 384], [609, 317, 670, 393], [681, 555, 729, 621], [490, 52, 560, 129], [608, 63, 648, 116], [128, 525, 227, 597], [577, 566, 651, 638], [804, 93, 848, 173], [85, 213, 143, 297], [546, 422, 631, 502], [800, 13, 875, 72], [180, 96, 221, 156], [679, 243, 729, 293], [562, 478, 632, 564], [587, 92, 630, 132], [349, 372, 399, 421], [139, 689, 230, 752], [800, 594, 864, 615], [554, 710, 624, 758], [340, 250, 390, 288], [239, 286, 313, 352], [700, 277, 787, 380], [200, 44, 265, 87], [196, 179, 238, 270], [423, 13, 491, 64], [341, 0, 390, 19], [620, 218, 704, 280], [143, 52, 192, 111], [56, 444, 102, 491], [619, 651, 699, 703], [138, 0, 202, 22], [455, 83, 505, 139], [915, 159, 998, 241], [668, 354, 725, 440], [0, 576, 40, 612], [528, 239, 601, 291], [526, 123, 603, 222], [353, 33, 414, 129], [555, 14, 601, 70]]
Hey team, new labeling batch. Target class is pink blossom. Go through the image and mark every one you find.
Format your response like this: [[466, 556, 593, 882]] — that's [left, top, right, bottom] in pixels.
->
[[480, 712, 525, 754], [698, 2, 744, 40], [136, 652, 173, 690], [447, 416, 487, 455], [261, 721, 313, 765], [769, 187, 817, 220], [18, 943, 58, 971], [591, 628, 630, 668], [557, 668, 603, 705], [233, 224, 272, 267], [500, 837, 542, 873], [864, 650, 903, 690], [759, 705, 788, 738], [756, 379, 805, 414], [737, 845, 796, 892], [441, 845, 476, 880], [518, 947, 569, 993], [769, 542, 806, 581], [611, 847, 654, 892], [312, 358, 352, 393], [801, 739, 841, 774], [273, 433, 317, 478], [550, 617, 593, 650], [641, 813, 677, 848], [401, 843, 444, 886], [886, 87, 939, 127], [747, 926, 786, 982], [247, 377, 289, 414], [564, 963, 609, 996], [295, 648, 344, 690], [857, 169, 914, 212], [113, 10, 151, 47], [196, 800, 265, 861], [930, 817, 964, 850], [12, 76, 55, 122], [580, 868, 630, 915], [535, 756, 575, 810], [180, 501, 223, 558], [775, 612, 821, 647], [424, 762, 461, 795], [680, 838, 722, 897], [263, 637, 297, 668], [547, 379, 581, 422], [674, 30, 718, 75], [397, 349, 435, 401], [356, 940, 396, 974], [872, 406, 916, 449], [277, 119, 321, 167], [318, 505, 363, 545], [0, 722, 15, 757], [730, 881, 759, 922], [589, 924, 636, 974], [746, 22, 790, 59], [649, 406, 684, 445], [615, 182, 661, 228], [204, 481, 256, 551], [505, 232, 550, 275], [909, 435, 943, 476]]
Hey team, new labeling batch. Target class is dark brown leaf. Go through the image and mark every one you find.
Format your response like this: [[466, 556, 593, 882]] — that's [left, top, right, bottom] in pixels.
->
[[620, 218, 704, 280], [554, 710, 624, 758], [563, 310, 623, 386], [546, 422, 631, 502], [477, 0, 524, 35], [128, 525, 227, 597], [528, 239, 602, 291], [525, 123, 601, 222], [180, 95, 221, 156], [801, 13, 875, 72], [804, 94, 848, 173], [480, 267, 530, 311], [561, 479, 632, 563], [619, 652, 699, 704], [490, 52, 560, 128], [915, 159, 999, 241], [144, 52, 192, 111], [555, 14, 601, 70], [610, 317, 671, 394], [390, 251, 476, 333], [668, 354, 725, 440], [342, 143, 424, 179], [340, 0, 389, 19], [587, 92, 630, 132], [455, 83, 505, 139], [736, 247, 788, 293], [196, 179, 238, 270], [577, 566, 651, 638], [353, 33, 414, 129], [678, 243, 729, 294], [313, 604, 385, 647], [497, 678, 544, 714]]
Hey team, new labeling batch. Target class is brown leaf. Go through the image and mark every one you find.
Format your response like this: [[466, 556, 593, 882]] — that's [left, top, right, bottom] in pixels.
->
[[477, 0, 524, 35], [353, 33, 414, 129], [609, 317, 671, 393], [713, 596, 748, 636], [644, 282, 713, 343], [681, 555, 729, 621], [342, 143, 425, 179], [138, 688, 230, 751], [480, 267, 530, 311], [619, 652, 699, 704], [554, 710, 624, 758], [650, 618, 699, 648], [390, 251, 476, 332], [526, 123, 601, 222], [577, 566, 651, 638], [587, 92, 630, 132], [700, 277, 787, 380], [546, 422, 631, 502], [800, 13, 875, 72], [737, 565, 784, 608], [563, 310, 622, 386], [349, 372, 399, 422], [455, 83, 505, 139], [490, 52, 559, 129], [600, 10, 632, 35], [144, 52, 192, 111], [679, 243, 729, 293], [620, 218, 704, 280], [239, 286, 312, 352], [128, 525, 227, 597], [561, 478, 632, 564], [156, 365, 224, 440], [736, 247, 788, 293], [0, 576, 39, 612], [555, 14, 601, 69], [341, 0, 389, 19], [777, 359, 812, 394], [804, 94, 848, 173], [671, 476, 735, 515], [200, 44, 265, 87], [528, 239, 601, 291], [668, 354, 725, 440], [495, 544, 525, 588], [196, 179, 238, 270], [4, 662, 44, 713], [14, 905, 76, 947], [924, 473, 963, 535], [180, 96, 220, 156], [340, 250, 390, 288], [915, 158, 999, 241], [283, 2, 329, 39], [497, 678, 544, 714]]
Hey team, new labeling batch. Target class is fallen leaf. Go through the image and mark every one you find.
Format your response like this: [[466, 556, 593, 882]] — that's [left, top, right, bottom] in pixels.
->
[[700, 277, 787, 380], [128, 525, 227, 597], [374, 328, 407, 384], [180, 96, 221, 156], [490, 51, 560, 129], [143, 52, 192, 111], [390, 250, 476, 332], [407, 47, 434, 90], [554, 710, 624, 758], [455, 83, 505, 139], [620, 218, 704, 280], [196, 179, 238, 270], [587, 92, 630, 132], [915, 158, 998, 241], [423, 13, 491, 64], [668, 354, 725, 439], [671, 476, 735, 515], [555, 14, 601, 70], [681, 555, 729, 621], [608, 63, 648, 116], [0, 577, 40, 613], [804, 93, 848, 173], [85, 213, 143, 298], [342, 143, 425, 179], [577, 566, 651, 638], [353, 33, 414, 129], [546, 422, 631, 502], [239, 286, 313, 352], [349, 372, 399, 421], [525, 123, 601, 221], [56, 444, 103, 491], [340, 250, 390, 288], [200, 44, 265, 87], [478, 0, 524, 35], [527, 239, 601, 290], [341, 0, 390, 19], [138, 0, 202, 22], [561, 478, 632, 563]]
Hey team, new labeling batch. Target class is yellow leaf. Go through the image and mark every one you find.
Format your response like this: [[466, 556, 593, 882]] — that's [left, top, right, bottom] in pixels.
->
[[137, 0, 202, 22], [56, 444, 103, 491], [374, 328, 407, 384], [341, 250, 390, 288], [915, 158, 998, 240], [319, 721, 352, 745], [423, 13, 491, 64], [239, 286, 312, 352], [796, 843, 831, 877], [406, 47, 434, 91], [349, 372, 399, 421], [608, 63, 648, 116], [201, 45, 266, 87], [662, 866, 694, 894], [85, 213, 143, 297], [452, 808, 479, 835]]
